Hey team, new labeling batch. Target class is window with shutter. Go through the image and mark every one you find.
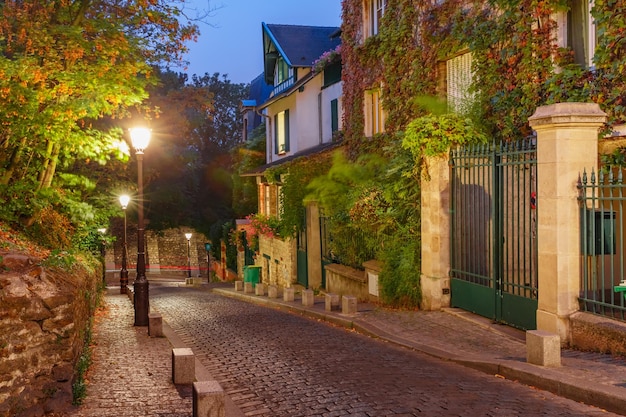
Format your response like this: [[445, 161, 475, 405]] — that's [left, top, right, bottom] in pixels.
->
[[274, 110, 290, 155], [446, 52, 473, 114]]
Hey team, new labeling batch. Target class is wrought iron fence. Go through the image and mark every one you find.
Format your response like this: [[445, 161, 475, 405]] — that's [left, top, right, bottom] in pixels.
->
[[320, 213, 377, 270], [578, 168, 626, 320]]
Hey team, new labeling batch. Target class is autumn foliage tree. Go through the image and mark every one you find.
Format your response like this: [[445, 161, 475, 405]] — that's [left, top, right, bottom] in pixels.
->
[[0, 0, 199, 247]]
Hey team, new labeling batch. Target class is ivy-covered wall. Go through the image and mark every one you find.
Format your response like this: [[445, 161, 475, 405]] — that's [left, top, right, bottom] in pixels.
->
[[341, 0, 626, 148]]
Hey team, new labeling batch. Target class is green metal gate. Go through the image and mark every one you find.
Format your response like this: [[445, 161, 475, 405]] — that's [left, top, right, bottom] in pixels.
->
[[297, 221, 308, 287], [450, 139, 538, 330]]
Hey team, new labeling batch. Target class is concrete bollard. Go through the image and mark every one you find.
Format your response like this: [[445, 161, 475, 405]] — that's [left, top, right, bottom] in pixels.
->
[[234, 281, 243, 291], [302, 289, 315, 307], [342, 295, 357, 315], [148, 313, 163, 337], [243, 282, 254, 294], [255, 282, 266, 296], [193, 380, 225, 417], [268, 285, 278, 298], [172, 348, 195, 384], [526, 330, 561, 367], [325, 293, 340, 311], [283, 287, 295, 302]]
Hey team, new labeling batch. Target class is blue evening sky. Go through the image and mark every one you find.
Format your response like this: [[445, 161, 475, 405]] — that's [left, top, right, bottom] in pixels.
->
[[179, 0, 342, 84]]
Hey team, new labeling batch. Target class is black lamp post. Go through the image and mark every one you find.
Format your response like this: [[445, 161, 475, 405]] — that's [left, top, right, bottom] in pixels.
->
[[185, 232, 192, 278], [97, 228, 107, 284], [130, 127, 151, 326], [119, 194, 130, 294]]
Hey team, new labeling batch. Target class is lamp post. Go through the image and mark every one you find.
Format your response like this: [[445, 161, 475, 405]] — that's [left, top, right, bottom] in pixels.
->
[[119, 194, 130, 294], [185, 233, 192, 278], [129, 127, 151, 326], [97, 228, 107, 284]]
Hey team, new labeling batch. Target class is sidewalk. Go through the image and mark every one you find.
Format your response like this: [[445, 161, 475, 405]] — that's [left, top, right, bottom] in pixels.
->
[[212, 284, 626, 416], [65, 287, 244, 417]]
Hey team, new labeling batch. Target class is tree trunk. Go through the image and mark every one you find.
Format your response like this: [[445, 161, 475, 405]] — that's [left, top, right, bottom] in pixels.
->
[[38, 142, 60, 190], [0, 137, 27, 185]]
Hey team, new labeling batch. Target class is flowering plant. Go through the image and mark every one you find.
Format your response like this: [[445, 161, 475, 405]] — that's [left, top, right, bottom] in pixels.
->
[[312, 44, 342, 74], [246, 213, 281, 239]]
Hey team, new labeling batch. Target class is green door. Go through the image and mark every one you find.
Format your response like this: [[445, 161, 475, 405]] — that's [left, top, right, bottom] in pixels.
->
[[297, 223, 308, 287]]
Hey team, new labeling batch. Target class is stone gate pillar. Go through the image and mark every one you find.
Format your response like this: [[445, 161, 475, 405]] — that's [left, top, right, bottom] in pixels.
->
[[420, 154, 451, 310], [528, 103, 607, 342]]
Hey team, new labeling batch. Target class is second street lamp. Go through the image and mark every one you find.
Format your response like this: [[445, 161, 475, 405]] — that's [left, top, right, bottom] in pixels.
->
[[129, 127, 151, 326], [119, 194, 130, 295], [185, 233, 192, 278]]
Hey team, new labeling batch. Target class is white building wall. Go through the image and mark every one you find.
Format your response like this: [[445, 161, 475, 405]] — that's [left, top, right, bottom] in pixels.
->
[[320, 81, 343, 143]]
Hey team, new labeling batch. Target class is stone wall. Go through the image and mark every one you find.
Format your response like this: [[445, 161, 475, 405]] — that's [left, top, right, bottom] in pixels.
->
[[325, 263, 369, 301], [0, 254, 99, 417], [110, 228, 209, 278], [257, 235, 296, 288]]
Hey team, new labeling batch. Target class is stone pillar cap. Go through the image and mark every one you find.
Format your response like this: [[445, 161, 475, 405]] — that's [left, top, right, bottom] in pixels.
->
[[529, 102, 607, 127]]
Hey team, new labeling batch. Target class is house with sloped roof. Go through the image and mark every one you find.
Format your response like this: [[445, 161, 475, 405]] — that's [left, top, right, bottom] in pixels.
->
[[240, 22, 343, 291]]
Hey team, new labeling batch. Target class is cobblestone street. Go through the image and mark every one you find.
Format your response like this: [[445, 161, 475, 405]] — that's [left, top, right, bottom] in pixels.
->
[[150, 285, 619, 417]]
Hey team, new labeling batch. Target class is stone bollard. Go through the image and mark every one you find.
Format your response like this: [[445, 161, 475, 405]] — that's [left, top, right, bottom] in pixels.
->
[[526, 330, 561, 367], [283, 287, 295, 302], [255, 282, 266, 296], [325, 293, 340, 311], [342, 295, 357, 315], [172, 348, 195, 384], [234, 281, 243, 291], [268, 285, 278, 298], [148, 313, 163, 337], [243, 282, 254, 294], [302, 289, 315, 307], [193, 380, 225, 417]]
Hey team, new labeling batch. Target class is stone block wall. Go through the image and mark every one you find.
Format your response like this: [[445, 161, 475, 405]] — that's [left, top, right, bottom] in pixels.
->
[[325, 263, 369, 301], [110, 228, 209, 278], [258, 235, 296, 288], [0, 254, 99, 417]]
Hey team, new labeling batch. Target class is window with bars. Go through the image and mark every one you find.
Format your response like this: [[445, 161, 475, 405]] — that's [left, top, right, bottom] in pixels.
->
[[446, 52, 474, 114]]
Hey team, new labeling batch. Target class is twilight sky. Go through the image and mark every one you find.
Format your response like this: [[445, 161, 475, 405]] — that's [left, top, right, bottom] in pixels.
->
[[178, 0, 343, 84]]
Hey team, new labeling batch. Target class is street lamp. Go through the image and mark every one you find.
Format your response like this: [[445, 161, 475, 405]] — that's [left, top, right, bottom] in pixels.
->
[[185, 232, 192, 278], [97, 228, 107, 284], [119, 194, 130, 294], [129, 127, 151, 326]]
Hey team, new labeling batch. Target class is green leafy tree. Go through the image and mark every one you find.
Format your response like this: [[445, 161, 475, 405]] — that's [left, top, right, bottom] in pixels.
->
[[0, 0, 200, 245], [142, 71, 249, 237]]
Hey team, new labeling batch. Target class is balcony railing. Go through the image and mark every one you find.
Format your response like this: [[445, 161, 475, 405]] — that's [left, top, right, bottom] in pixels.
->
[[272, 76, 295, 96]]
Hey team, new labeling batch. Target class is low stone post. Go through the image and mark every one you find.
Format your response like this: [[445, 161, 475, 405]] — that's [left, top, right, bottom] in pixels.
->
[[325, 293, 340, 311], [172, 348, 195, 385], [342, 295, 357, 315], [193, 381, 225, 417], [283, 287, 295, 302]]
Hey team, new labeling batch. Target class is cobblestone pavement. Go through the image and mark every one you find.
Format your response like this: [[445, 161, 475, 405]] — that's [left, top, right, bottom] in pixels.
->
[[65, 291, 192, 417], [150, 285, 622, 417]]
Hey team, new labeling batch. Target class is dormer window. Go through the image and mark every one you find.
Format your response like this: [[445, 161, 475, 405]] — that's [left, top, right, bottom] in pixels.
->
[[276, 57, 290, 85]]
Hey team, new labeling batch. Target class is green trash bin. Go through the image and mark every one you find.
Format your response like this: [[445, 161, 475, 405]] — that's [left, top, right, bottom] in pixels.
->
[[244, 265, 261, 287]]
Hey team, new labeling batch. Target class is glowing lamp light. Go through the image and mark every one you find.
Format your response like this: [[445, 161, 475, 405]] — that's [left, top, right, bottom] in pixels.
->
[[119, 194, 130, 210], [129, 127, 151, 153]]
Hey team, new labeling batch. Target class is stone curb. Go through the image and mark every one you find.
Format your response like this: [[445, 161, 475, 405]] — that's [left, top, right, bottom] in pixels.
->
[[212, 287, 626, 415]]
